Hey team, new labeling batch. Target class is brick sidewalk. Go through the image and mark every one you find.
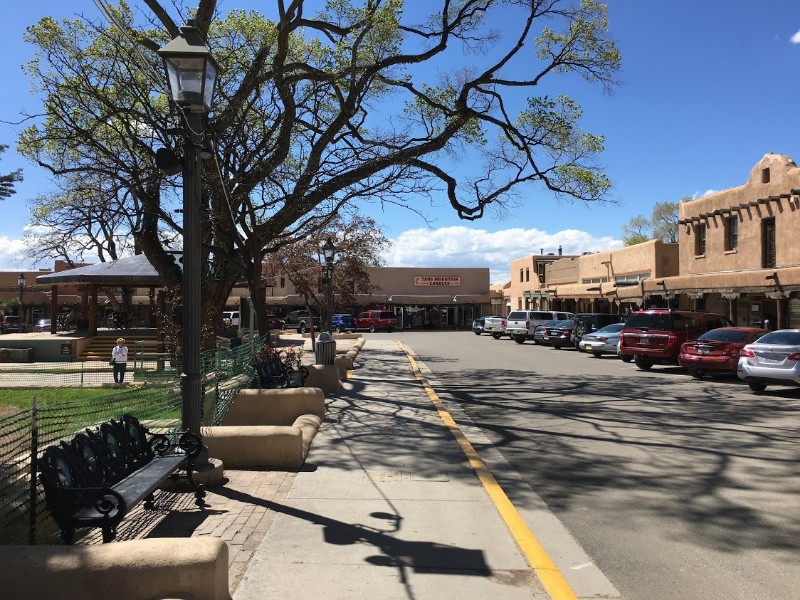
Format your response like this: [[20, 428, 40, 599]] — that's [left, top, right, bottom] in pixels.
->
[[78, 469, 296, 591]]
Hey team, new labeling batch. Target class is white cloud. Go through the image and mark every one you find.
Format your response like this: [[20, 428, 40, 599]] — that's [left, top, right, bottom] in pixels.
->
[[791, 30, 800, 43], [384, 225, 622, 285], [692, 189, 717, 199], [0, 236, 29, 271]]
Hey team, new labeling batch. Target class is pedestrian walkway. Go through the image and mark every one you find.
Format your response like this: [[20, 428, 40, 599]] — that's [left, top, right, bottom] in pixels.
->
[[234, 339, 556, 599]]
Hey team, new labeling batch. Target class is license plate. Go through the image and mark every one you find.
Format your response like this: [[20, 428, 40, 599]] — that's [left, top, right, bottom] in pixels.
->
[[584, 344, 592, 350]]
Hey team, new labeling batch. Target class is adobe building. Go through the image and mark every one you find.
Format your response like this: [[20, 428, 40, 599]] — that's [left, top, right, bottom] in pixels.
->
[[665, 153, 800, 327], [535, 240, 679, 313], [507, 246, 577, 311]]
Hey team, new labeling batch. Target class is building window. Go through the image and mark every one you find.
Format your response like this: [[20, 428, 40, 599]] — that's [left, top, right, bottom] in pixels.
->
[[525, 267, 530, 282], [725, 216, 738, 251], [537, 262, 546, 283], [519, 269, 523, 283], [763, 218, 776, 268], [280, 276, 286, 288], [762, 168, 770, 184], [695, 223, 706, 256]]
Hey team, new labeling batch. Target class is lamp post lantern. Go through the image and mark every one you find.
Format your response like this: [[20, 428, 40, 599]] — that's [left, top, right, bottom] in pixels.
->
[[17, 273, 26, 327], [322, 239, 335, 332], [158, 21, 218, 439]]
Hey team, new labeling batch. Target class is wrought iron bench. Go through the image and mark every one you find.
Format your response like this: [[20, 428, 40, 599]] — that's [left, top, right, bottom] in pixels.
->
[[39, 414, 206, 544], [253, 354, 309, 388]]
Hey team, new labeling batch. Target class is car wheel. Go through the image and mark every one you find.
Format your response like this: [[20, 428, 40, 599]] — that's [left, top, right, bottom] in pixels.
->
[[553, 344, 561, 350], [748, 382, 767, 393], [299, 323, 307, 334], [634, 355, 653, 370], [513, 335, 525, 344], [369, 324, 376, 333], [474, 331, 481, 335], [620, 354, 633, 363], [491, 333, 501, 339], [689, 369, 705, 379], [592, 351, 603, 358]]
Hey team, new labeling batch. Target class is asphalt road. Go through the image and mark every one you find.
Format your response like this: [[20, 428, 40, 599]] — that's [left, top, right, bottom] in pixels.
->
[[376, 330, 800, 600]]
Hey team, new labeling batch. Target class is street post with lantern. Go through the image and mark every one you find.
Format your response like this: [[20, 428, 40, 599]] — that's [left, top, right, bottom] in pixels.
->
[[322, 239, 335, 333], [157, 20, 218, 441]]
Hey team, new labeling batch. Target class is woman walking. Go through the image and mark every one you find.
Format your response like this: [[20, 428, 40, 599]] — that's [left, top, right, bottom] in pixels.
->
[[111, 337, 128, 384]]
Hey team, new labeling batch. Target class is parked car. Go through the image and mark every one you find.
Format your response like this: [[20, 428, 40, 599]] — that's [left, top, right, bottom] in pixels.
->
[[571, 313, 624, 348], [737, 329, 800, 392], [482, 315, 508, 339], [222, 310, 240, 327], [578, 322, 625, 357], [505, 310, 575, 344], [355, 310, 398, 332], [285, 310, 319, 333], [679, 327, 767, 378], [532, 320, 559, 345], [542, 319, 576, 349], [1, 315, 21, 333], [472, 316, 498, 335], [619, 309, 732, 370], [34, 318, 52, 333], [331, 314, 356, 333], [266, 315, 285, 330]]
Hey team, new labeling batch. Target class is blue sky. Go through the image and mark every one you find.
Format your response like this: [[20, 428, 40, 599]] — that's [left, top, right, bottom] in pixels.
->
[[1, 1, 799, 284]]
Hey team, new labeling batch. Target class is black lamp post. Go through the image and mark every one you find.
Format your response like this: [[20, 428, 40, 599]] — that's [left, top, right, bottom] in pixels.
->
[[158, 21, 218, 438], [17, 273, 26, 326], [322, 239, 335, 332]]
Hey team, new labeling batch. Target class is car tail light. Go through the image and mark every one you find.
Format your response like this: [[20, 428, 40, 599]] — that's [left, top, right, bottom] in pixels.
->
[[525, 320, 530, 328], [595, 336, 607, 342], [501, 320, 506, 327], [788, 352, 800, 361], [740, 348, 755, 358], [666, 332, 678, 347]]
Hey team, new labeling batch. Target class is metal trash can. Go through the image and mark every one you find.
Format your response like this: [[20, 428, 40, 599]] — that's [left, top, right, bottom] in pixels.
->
[[314, 332, 336, 365]]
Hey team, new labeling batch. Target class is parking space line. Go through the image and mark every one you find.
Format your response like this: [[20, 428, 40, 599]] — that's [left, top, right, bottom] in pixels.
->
[[397, 341, 579, 600]]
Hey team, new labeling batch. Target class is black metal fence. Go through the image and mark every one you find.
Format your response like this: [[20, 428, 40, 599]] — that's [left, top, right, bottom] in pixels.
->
[[0, 334, 266, 545]]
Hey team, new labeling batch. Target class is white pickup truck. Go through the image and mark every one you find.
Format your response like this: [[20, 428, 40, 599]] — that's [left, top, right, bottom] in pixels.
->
[[505, 310, 575, 344], [482, 315, 508, 339]]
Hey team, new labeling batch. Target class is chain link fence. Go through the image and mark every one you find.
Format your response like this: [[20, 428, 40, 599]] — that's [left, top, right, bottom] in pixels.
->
[[0, 334, 266, 545]]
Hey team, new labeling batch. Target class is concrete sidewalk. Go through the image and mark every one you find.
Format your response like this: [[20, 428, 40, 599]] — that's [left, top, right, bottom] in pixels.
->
[[233, 339, 561, 599]]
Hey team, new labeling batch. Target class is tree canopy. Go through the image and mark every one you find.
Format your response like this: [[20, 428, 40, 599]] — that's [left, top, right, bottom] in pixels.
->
[[18, 0, 621, 335], [0, 145, 23, 200], [621, 200, 680, 246]]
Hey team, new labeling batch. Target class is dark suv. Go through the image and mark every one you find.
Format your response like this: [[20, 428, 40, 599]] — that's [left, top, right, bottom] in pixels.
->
[[619, 309, 732, 370], [284, 310, 319, 333], [1, 315, 21, 333]]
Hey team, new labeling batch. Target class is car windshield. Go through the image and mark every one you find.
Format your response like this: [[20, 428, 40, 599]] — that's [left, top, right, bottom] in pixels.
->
[[594, 323, 624, 334], [697, 329, 748, 343], [549, 319, 574, 328], [753, 330, 800, 345]]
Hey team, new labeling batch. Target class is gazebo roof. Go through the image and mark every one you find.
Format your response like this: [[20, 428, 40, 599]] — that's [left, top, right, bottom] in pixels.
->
[[35, 254, 170, 286]]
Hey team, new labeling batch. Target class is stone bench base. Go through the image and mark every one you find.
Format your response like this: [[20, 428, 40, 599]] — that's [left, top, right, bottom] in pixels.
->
[[0, 538, 230, 600]]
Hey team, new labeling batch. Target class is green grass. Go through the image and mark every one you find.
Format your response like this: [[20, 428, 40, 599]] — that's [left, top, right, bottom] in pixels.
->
[[0, 388, 116, 412]]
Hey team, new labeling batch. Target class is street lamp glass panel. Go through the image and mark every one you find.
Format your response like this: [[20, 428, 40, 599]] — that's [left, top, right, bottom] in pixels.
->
[[203, 61, 218, 110], [164, 56, 207, 107], [322, 239, 335, 264], [17, 274, 25, 287]]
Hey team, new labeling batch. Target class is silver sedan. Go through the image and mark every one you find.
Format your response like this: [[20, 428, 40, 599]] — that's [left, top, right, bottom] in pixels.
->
[[577, 322, 624, 357], [737, 329, 800, 392]]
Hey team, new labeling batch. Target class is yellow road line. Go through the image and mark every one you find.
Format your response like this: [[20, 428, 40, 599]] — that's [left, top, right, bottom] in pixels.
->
[[397, 341, 578, 600]]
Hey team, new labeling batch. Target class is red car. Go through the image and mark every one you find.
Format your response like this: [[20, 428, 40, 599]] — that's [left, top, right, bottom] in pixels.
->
[[678, 327, 767, 378]]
